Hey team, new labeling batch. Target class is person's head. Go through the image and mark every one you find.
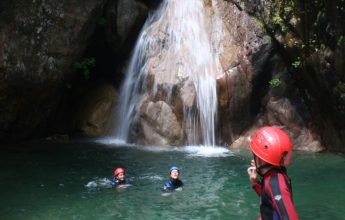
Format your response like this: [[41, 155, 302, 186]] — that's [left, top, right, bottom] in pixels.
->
[[249, 126, 293, 169], [114, 167, 125, 181], [169, 166, 180, 180]]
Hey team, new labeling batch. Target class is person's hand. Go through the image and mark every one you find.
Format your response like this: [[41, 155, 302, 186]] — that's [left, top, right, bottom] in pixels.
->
[[247, 159, 258, 184]]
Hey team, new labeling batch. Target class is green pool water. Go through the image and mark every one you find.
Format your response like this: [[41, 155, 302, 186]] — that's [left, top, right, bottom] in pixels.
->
[[0, 140, 344, 220]]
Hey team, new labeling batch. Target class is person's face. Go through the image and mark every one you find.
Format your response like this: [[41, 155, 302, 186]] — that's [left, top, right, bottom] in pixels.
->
[[117, 172, 125, 181], [170, 170, 179, 179]]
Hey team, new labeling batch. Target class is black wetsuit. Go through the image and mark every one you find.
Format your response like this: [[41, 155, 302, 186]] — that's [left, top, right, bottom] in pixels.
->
[[112, 177, 129, 187], [163, 178, 183, 191]]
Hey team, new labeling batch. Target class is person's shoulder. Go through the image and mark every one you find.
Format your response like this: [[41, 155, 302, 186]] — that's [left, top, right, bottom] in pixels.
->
[[163, 180, 174, 191], [164, 179, 172, 186], [265, 169, 290, 188], [112, 180, 120, 187]]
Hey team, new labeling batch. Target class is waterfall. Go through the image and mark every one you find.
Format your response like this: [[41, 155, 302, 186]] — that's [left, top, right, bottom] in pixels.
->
[[114, 0, 224, 146]]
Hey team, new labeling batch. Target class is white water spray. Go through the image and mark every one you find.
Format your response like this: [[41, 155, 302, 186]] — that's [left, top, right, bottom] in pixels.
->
[[114, 0, 224, 146]]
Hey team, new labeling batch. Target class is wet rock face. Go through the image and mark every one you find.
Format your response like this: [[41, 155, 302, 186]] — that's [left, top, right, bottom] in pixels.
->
[[214, 2, 259, 145], [218, 0, 332, 152], [0, 0, 109, 140], [0, 0, 149, 140], [75, 82, 117, 136], [1, 0, 106, 83], [223, 0, 345, 151], [105, 0, 148, 57]]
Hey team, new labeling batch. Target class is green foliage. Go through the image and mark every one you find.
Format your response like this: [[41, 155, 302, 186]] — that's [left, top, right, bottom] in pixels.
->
[[269, 78, 282, 88], [272, 12, 287, 32], [74, 58, 96, 80], [272, 13, 283, 25], [308, 37, 320, 52], [292, 57, 301, 68]]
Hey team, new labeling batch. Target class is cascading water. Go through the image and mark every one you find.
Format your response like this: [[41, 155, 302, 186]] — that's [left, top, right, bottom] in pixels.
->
[[114, 0, 224, 146]]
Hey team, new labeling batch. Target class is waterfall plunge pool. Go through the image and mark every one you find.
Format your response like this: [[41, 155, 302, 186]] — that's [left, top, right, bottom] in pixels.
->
[[1, 140, 344, 219]]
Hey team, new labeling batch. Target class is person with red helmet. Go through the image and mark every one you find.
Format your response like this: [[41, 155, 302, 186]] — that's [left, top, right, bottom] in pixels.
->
[[112, 167, 129, 187], [247, 126, 299, 220]]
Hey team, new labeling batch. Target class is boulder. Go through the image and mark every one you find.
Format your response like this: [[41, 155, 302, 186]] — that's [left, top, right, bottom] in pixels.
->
[[140, 101, 183, 146], [75, 83, 117, 136]]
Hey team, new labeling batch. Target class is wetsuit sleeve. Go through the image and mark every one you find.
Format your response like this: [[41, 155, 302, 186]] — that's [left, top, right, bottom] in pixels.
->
[[251, 182, 262, 196], [112, 180, 119, 187], [266, 173, 299, 220], [163, 181, 173, 191]]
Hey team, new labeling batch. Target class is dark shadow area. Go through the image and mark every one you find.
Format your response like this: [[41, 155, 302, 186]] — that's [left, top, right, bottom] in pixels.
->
[[80, 22, 124, 89], [249, 44, 274, 116]]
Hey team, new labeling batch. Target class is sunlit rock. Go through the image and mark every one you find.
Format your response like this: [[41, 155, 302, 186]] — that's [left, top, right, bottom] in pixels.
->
[[180, 80, 196, 108], [140, 101, 183, 146]]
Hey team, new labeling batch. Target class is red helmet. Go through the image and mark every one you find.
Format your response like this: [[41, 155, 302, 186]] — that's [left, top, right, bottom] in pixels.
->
[[114, 167, 125, 177], [249, 126, 293, 166]]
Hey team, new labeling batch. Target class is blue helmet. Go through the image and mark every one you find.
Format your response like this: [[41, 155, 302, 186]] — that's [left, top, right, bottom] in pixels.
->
[[170, 166, 179, 173]]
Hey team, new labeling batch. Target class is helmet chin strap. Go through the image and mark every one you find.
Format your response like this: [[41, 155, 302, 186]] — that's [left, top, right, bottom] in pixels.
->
[[253, 154, 273, 176], [256, 163, 273, 176]]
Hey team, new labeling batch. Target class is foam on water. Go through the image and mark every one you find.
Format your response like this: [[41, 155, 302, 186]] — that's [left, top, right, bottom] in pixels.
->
[[95, 137, 136, 147], [142, 145, 233, 158], [95, 138, 233, 157], [141, 145, 233, 157], [183, 145, 233, 157], [85, 178, 112, 188]]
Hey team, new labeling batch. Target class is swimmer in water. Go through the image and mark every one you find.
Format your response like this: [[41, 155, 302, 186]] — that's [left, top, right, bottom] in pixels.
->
[[163, 166, 183, 192], [112, 167, 129, 187]]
